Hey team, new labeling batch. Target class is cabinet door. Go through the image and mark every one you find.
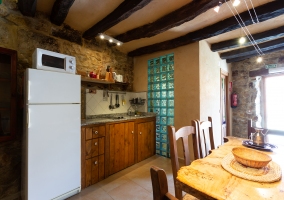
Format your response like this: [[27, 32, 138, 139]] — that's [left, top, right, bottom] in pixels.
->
[[91, 157, 99, 184], [85, 158, 92, 187], [124, 122, 135, 167], [137, 123, 146, 162], [98, 154, 105, 181], [98, 137, 105, 155], [109, 123, 125, 175], [146, 121, 155, 158], [137, 121, 155, 162], [85, 139, 92, 159]]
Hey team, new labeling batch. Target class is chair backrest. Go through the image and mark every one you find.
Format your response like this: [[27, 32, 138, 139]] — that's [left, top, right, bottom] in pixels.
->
[[195, 117, 215, 158], [247, 119, 269, 139], [168, 125, 196, 199], [150, 166, 178, 200]]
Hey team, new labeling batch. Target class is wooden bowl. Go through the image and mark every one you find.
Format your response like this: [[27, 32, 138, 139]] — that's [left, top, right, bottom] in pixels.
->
[[232, 147, 272, 168]]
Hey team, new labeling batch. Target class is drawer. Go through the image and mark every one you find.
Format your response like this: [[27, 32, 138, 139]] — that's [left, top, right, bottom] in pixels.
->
[[92, 125, 106, 138], [85, 155, 105, 187], [86, 137, 104, 159]]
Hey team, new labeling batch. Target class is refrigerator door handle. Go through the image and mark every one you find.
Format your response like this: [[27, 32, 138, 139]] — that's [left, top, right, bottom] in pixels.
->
[[28, 80, 31, 101], [27, 109, 30, 128]]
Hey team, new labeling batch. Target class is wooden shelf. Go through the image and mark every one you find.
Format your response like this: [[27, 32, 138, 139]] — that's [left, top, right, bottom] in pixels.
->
[[81, 77, 115, 84], [81, 77, 129, 90]]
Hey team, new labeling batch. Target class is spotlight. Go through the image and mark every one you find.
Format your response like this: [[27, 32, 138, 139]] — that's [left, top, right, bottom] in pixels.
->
[[233, 0, 240, 7], [256, 57, 263, 63], [239, 37, 246, 44], [98, 33, 123, 46], [214, 1, 222, 13]]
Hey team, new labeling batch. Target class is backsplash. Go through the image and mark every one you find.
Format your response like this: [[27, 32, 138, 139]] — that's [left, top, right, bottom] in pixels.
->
[[86, 89, 147, 116]]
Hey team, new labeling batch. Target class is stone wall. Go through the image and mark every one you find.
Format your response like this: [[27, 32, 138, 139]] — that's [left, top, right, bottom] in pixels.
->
[[0, 0, 133, 199], [231, 49, 284, 138]]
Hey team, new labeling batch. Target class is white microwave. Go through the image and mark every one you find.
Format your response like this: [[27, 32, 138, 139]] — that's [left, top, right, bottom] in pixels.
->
[[32, 48, 76, 74]]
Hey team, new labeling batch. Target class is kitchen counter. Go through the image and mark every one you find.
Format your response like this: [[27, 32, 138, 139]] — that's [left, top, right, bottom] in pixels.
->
[[81, 112, 156, 126]]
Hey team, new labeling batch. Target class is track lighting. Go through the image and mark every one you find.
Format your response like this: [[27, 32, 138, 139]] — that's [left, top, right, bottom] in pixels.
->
[[98, 33, 123, 46]]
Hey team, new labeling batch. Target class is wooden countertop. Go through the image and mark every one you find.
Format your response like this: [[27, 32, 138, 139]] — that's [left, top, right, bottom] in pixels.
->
[[176, 136, 284, 200]]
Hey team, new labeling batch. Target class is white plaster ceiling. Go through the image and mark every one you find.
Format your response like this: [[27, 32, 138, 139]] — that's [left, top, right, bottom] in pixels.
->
[[36, 0, 282, 54]]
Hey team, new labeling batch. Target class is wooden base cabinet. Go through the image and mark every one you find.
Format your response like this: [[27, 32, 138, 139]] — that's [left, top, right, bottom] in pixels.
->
[[108, 121, 135, 175], [81, 124, 105, 189], [81, 117, 156, 186], [105, 117, 156, 177]]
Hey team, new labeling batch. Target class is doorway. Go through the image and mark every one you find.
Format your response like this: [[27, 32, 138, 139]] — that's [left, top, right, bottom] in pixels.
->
[[220, 70, 229, 144]]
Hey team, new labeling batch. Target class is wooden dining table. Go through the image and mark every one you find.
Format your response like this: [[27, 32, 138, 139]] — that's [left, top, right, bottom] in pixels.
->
[[176, 136, 284, 200]]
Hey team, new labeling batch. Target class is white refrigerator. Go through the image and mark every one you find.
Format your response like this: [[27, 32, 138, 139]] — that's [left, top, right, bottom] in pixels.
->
[[22, 68, 81, 200]]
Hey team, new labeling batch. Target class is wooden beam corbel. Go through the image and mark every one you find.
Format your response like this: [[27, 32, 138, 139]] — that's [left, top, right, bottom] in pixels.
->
[[128, 1, 284, 57], [18, 0, 37, 17], [50, 0, 75, 26], [83, 0, 152, 40]]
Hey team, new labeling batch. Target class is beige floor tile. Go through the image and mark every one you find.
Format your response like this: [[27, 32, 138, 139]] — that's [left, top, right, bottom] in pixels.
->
[[125, 170, 153, 192], [98, 174, 131, 192], [108, 180, 152, 200], [69, 155, 177, 200]]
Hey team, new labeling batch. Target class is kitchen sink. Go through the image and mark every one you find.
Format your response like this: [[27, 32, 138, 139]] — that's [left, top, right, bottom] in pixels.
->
[[110, 116, 125, 120]]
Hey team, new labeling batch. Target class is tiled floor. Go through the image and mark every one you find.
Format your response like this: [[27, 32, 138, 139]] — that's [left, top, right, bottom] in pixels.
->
[[68, 155, 176, 200]]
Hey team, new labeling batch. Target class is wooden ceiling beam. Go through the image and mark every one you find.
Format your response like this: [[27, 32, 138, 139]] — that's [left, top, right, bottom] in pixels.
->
[[221, 37, 284, 60], [18, 0, 37, 17], [226, 44, 284, 63], [115, 0, 229, 43], [211, 26, 284, 52], [50, 0, 75, 26], [83, 0, 152, 40], [128, 1, 284, 57]]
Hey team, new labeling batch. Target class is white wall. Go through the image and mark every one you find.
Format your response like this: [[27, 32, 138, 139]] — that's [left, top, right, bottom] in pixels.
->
[[199, 40, 230, 147]]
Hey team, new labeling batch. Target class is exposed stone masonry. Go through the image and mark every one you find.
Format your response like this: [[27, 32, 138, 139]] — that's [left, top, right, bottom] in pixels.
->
[[0, 0, 133, 199], [231, 49, 284, 138]]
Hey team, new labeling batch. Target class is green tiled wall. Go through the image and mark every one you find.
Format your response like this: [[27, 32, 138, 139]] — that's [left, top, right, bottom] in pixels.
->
[[147, 53, 174, 158]]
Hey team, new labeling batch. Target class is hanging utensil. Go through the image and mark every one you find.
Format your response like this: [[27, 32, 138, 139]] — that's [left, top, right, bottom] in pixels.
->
[[117, 94, 120, 108], [122, 95, 125, 106], [115, 94, 119, 108], [109, 94, 113, 110]]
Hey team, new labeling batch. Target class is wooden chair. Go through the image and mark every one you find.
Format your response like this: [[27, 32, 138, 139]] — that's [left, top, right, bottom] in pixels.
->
[[168, 125, 197, 199], [194, 117, 215, 158], [247, 119, 269, 139], [150, 166, 178, 200], [150, 166, 196, 200]]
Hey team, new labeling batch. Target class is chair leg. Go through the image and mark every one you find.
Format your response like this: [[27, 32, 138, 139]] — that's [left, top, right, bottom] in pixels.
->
[[174, 183, 183, 200]]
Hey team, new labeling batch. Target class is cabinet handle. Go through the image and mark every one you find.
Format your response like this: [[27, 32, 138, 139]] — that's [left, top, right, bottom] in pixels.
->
[[95, 142, 97, 145], [140, 132, 142, 135], [95, 131, 98, 134], [94, 161, 98, 165], [131, 131, 134, 134]]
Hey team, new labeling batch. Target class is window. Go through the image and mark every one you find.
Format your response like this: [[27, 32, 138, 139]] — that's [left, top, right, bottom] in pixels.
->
[[263, 74, 284, 131]]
